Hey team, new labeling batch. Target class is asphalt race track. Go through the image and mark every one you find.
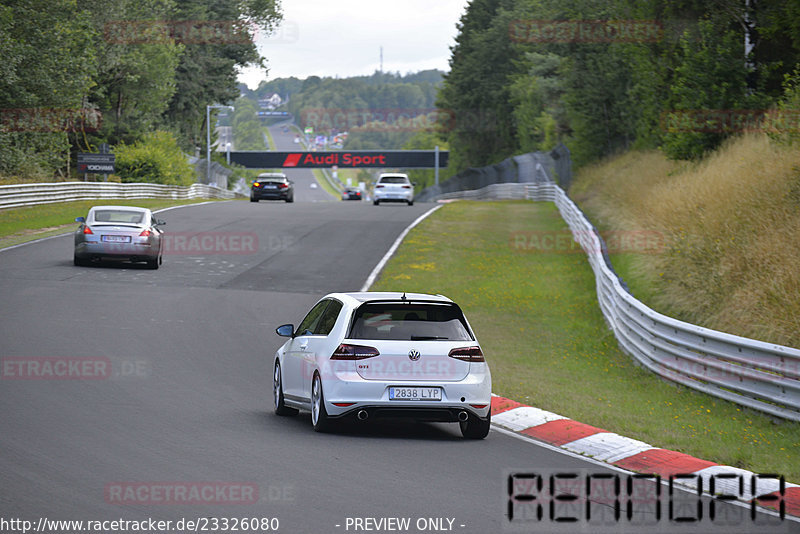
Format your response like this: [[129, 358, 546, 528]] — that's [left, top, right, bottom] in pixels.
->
[[0, 199, 794, 533]]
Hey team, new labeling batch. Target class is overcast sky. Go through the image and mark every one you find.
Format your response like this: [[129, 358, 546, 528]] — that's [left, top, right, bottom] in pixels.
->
[[237, 0, 470, 87]]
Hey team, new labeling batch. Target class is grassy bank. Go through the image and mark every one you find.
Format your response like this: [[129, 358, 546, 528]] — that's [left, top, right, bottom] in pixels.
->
[[370, 200, 799, 481], [0, 198, 221, 249], [570, 134, 800, 348]]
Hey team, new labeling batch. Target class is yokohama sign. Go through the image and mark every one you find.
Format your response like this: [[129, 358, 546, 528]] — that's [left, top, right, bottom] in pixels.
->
[[228, 151, 448, 169]]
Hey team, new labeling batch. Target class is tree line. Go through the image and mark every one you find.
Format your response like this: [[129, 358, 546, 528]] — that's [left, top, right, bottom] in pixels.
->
[[437, 0, 800, 172], [250, 71, 444, 150], [0, 0, 281, 180]]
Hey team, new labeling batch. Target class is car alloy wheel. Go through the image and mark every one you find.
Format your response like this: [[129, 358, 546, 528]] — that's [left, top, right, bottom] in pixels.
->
[[311, 373, 330, 432], [459, 410, 491, 439], [273, 362, 297, 416]]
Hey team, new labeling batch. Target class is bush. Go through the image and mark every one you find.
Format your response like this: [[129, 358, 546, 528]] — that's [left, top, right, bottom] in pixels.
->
[[113, 131, 195, 185]]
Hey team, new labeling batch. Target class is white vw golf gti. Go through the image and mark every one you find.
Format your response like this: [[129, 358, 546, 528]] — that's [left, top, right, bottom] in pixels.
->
[[272, 292, 492, 438]]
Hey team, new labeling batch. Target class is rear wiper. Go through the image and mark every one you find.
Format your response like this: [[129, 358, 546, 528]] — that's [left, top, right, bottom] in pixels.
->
[[410, 336, 449, 340]]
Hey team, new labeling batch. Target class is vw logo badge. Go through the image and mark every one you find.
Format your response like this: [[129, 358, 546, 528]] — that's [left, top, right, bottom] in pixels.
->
[[408, 349, 421, 361]]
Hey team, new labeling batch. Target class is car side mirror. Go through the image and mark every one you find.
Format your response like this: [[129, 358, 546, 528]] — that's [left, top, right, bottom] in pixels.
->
[[75, 217, 85, 223], [276, 324, 295, 338], [155, 219, 166, 226]]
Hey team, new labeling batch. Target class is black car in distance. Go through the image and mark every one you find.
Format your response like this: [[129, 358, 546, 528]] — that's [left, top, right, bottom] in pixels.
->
[[251, 173, 294, 203]]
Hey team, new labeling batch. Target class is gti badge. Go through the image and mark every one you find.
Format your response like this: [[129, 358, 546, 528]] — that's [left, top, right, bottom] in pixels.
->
[[408, 349, 421, 361]]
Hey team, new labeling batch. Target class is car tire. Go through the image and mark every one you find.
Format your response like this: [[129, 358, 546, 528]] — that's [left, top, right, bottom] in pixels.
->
[[250, 197, 258, 203], [273, 361, 298, 416], [73, 255, 87, 267], [408, 200, 414, 206], [373, 200, 380, 206], [146, 258, 159, 270], [311, 373, 331, 432], [285, 196, 294, 203], [460, 410, 491, 439]]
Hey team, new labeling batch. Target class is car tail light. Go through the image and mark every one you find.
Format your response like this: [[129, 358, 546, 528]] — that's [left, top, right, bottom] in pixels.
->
[[375, 185, 384, 188], [278, 183, 288, 189], [83, 226, 93, 235], [253, 182, 260, 187], [139, 229, 151, 237], [448, 346, 484, 362], [331, 344, 380, 360], [402, 185, 411, 189]]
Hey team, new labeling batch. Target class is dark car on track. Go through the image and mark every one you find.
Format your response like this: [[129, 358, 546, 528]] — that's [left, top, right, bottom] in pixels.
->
[[251, 173, 294, 203], [341, 187, 363, 201]]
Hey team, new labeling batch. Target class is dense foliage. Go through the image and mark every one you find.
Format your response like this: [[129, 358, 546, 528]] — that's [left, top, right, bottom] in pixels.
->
[[0, 0, 281, 180], [114, 130, 195, 185], [257, 70, 445, 150], [438, 0, 800, 170]]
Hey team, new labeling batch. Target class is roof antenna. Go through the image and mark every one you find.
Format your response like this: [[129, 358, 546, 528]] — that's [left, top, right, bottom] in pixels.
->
[[401, 292, 407, 302]]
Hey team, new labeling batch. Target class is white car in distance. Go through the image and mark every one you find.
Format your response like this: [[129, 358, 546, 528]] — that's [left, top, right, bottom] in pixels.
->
[[272, 292, 492, 438], [373, 173, 414, 206]]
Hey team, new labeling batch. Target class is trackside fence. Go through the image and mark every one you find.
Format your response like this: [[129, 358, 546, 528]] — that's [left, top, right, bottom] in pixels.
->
[[418, 158, 800, 422], [0, 182, 239, 210]]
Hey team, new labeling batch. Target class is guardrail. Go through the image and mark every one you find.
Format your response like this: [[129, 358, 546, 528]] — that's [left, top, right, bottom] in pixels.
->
[[0, 182, 239, 210], [429, 181, 800, 422]]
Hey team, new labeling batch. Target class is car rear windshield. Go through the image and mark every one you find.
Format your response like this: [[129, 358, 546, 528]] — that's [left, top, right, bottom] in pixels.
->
[[348, 302, 473, 341], [92, 210, 144, 224], [378, 176, 408, 184]]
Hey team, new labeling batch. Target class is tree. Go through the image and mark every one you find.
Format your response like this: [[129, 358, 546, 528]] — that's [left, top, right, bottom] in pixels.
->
[[0, 0, 96, 176]]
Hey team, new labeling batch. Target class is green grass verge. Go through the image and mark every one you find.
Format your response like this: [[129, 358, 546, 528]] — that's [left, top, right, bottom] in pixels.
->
[[370, 200, 800, 481], [311, 169, 341, 200], [0, 198, 221, 249], [262, 126, 276, 150]]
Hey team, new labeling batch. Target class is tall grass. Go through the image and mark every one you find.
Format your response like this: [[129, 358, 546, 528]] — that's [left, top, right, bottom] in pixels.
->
[[571, 134, 800, 348]]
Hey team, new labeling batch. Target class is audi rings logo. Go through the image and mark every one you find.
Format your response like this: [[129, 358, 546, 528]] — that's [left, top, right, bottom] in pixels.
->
[[408, 349, 421, 362]]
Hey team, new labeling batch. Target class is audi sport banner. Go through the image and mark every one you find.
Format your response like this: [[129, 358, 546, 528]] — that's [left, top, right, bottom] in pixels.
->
[[228, 150, 448, 169]]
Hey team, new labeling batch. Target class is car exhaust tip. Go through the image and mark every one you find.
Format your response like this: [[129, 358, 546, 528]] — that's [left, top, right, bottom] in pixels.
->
[[357, 409, 369, 421], [458, 411, 469, 422]]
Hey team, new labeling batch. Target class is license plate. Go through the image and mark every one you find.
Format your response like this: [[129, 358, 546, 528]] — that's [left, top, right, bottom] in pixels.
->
[[101, 235, 131, 243], [265, 185, 278, 189], [389, 387, 442, 401]]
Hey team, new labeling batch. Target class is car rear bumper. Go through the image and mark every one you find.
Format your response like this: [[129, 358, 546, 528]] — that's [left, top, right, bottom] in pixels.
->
[[374, 190, 413, 202], [330, 405, 489, 422], [320, 369, 492, 419], [251, 190, 291, 200], [75, 241, 159, 261]]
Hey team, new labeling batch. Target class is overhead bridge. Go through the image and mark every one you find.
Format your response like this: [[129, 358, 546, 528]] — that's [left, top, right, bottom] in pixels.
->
[[228, 150, 448, 169]]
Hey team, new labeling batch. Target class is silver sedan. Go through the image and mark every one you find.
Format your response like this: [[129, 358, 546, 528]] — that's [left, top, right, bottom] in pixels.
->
[[73, 206, 165, 269]]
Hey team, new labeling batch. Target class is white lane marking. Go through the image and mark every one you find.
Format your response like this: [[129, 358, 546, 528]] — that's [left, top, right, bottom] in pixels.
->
[[360, 204, 442, 291]]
